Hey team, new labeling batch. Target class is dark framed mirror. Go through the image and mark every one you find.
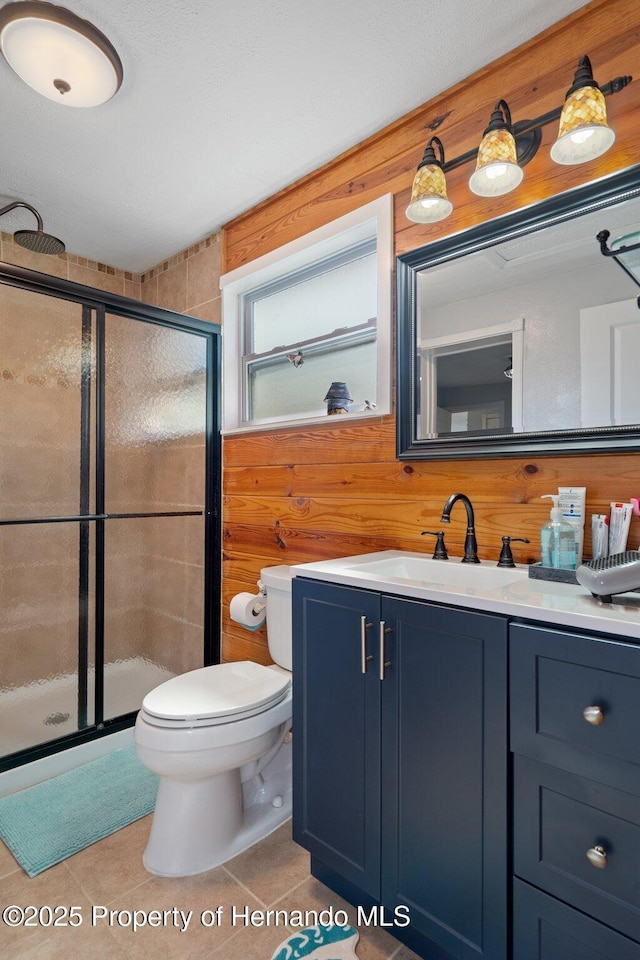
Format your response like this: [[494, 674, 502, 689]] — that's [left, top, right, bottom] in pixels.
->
[[396, 164, 640, 459]]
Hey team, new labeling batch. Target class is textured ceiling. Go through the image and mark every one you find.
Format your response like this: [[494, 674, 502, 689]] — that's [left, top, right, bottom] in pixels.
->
[[0, 0, 588, 272]]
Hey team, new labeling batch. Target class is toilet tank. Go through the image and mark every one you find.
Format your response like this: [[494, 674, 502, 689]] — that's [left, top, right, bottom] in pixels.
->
[[260, 565, 292, 671]]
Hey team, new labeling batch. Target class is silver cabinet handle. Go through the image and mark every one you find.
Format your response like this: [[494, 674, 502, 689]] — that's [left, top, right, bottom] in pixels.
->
[[361, 617, 373, 673], [583, 705, 605, 726], [379, 621, 392, 680], [586, 844, 607, 869]]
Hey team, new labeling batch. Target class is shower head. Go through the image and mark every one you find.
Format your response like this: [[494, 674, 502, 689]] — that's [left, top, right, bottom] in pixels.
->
[[0, 200, 65, 255], [13, 228, 65, 255]]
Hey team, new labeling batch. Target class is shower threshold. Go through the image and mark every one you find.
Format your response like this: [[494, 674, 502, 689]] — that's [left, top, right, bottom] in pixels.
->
[[0, 657, 173, 758]]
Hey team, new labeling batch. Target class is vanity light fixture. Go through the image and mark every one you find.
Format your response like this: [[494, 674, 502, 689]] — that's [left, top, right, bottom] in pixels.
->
[[469, 100, 523, 197], [0, 1, 123, 107], [405, 137, 453, 223], [406, 55, 631, 224], [550, 55, 615, 165]]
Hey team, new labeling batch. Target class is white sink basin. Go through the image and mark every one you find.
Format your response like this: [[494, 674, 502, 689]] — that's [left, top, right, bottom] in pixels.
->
[[348, 554, 527, 591]]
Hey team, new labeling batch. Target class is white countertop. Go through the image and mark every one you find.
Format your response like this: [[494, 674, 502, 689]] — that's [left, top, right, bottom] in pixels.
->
[[291, 550, 640, 643]]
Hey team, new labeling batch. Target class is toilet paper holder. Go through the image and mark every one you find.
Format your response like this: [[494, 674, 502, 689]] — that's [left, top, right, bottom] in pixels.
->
[[230, 580, 267, 630]]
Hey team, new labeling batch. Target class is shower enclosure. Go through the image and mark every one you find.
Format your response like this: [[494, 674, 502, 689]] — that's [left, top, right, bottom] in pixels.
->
[[0, 264, 220, 771]]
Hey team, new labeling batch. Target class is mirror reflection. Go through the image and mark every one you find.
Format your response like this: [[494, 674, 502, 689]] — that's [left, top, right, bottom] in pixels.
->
[[417, 192, 640, 440], [396, 166, 640, 459]]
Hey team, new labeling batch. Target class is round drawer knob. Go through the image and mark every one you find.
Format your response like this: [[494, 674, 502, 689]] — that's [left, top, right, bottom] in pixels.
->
[[583, 705, 604, 726], [586, 845, 608, 869]]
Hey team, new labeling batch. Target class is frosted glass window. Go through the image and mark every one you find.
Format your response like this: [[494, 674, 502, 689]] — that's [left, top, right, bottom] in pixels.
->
[[243, 243, 376, 422], [251, 341, 375, 420], [250, 250, 376, 352], [221, 194, 393, 432]]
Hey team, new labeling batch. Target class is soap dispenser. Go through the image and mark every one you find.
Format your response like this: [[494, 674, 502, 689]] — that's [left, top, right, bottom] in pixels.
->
[[540, 494, 577, 570]]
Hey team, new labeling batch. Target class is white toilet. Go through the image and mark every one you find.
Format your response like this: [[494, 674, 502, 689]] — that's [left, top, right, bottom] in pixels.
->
[[134, 564, 293, 877]]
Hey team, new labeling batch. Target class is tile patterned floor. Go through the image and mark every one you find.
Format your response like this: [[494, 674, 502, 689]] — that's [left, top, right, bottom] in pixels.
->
[[0, 817, 422, 960]]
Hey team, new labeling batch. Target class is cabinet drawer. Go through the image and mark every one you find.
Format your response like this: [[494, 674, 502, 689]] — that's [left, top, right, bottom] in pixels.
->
[[510, 622, 640, 792], [513, 755, 640, 942], [513, 879, 640, 960]]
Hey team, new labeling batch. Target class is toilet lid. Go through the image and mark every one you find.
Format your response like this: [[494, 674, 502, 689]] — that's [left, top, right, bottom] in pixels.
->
[[141, 661, 291, 724]]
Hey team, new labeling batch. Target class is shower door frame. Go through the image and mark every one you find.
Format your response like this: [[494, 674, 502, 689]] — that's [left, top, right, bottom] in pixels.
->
[[0, 263, 221, 772]]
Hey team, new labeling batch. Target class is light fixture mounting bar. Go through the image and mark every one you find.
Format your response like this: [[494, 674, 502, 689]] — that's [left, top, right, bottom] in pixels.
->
[[437, 73, 632, 175]]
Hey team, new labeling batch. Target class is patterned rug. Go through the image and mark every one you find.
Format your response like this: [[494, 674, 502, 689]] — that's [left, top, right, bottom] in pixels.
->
[[271, 924, 360, 959]]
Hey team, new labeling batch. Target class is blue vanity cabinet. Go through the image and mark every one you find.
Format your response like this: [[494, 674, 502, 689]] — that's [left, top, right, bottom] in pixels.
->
[[510, 623, 640, 959], [293, 577, 508, 960], [292, 577, 382, 898]]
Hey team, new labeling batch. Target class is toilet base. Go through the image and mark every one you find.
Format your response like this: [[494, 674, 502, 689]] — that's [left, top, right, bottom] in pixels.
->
[[142, 740, 292, 877]]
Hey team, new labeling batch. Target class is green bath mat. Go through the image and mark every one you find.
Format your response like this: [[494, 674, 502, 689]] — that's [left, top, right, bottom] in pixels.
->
[[0, 745, 158, 877]]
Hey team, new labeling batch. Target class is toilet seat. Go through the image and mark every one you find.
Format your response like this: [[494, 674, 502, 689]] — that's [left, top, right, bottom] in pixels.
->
[[140, 661, 291, 729]]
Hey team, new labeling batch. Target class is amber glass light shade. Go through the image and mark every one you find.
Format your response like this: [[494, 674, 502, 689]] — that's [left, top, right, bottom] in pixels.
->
[[550, 85, 615, 164], [550, 55, 615, 165], [469, 101, 523, 198], [406, 164, 453, 223], [406, 136, 453, 224]]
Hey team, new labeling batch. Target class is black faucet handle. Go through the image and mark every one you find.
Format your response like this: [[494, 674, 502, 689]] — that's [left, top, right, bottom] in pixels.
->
[[497, 536, 530, 568], [421, 530, 449, 560]]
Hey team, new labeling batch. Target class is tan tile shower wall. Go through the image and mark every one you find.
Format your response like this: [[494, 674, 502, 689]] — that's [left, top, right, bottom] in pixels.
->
[[0, 233, 142, 298], [139, 234, 222, 322]]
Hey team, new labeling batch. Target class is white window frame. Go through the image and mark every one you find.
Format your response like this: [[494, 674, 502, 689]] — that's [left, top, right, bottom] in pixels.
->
[[220, 194, 393, 433]]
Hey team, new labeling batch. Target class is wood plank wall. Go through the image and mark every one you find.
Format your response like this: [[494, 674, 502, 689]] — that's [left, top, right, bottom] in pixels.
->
[[221, 0, 640, 665]]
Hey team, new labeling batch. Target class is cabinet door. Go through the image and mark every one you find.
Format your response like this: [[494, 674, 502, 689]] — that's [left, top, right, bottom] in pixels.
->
[[292, 578, 381, 898], [380, 596, 508, 960], [513, 879, 640, 960]]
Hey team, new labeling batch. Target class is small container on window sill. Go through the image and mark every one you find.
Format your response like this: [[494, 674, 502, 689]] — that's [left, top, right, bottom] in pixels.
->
[[324, 381, 352, 415]]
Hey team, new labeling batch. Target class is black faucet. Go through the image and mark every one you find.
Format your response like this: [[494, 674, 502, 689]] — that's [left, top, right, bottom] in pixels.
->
[[440, 493, 480, 563]]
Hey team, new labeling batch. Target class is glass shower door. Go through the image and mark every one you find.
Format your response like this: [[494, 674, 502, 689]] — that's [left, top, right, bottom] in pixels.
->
[[101, 313, 208, 721], [0, 286, 94, 756], [0, 276, 218, 768]]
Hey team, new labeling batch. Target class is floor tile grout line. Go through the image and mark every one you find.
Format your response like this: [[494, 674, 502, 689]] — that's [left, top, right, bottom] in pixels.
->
[[63, 856, 156, 907], [268, 871, 317, 907], [220, 864, 271, 910]]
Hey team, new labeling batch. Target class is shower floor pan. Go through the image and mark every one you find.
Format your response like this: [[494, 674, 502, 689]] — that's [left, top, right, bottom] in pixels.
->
[[0, 658, 173, 757]]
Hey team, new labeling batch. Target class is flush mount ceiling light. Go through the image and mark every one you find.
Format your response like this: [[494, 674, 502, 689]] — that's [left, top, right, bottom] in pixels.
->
[[405, 137, 453, 224], [550, 55, 615, 165], [406, 55, 631, 224], [469, 100, 524, 197], [0, 1, 122, 107]]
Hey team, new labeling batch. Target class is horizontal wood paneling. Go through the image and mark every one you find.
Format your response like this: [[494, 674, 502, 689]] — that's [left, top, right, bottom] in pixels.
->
[[220, 0, 640, 664]]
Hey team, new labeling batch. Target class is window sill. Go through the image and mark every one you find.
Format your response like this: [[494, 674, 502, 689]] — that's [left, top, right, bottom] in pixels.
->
[[221, 406, 390, 437]]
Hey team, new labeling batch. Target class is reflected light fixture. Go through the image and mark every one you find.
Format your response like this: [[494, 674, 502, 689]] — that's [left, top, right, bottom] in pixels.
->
[[0, 1, 123, 107], [405, 137, 453, 223], [550, 55, 615, 165], [469, 100, 523, 197]]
